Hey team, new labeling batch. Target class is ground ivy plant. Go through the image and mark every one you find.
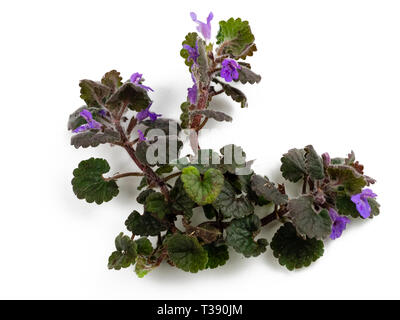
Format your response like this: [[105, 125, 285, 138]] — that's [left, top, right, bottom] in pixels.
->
[[68, 12, 380, 276]]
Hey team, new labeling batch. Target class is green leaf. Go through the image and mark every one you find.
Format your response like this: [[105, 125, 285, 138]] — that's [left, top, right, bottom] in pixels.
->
[[368, 198, 380, 218], [280, 148, 307, 183], [203, 204, 218, 219], [327, 165, 367, 195], [135, 237, 153, 256], [213, 181, 254, 219], [135, 256, 154, 278], [125, 211, 167, 236], [181, 166, 225, 206], [108, 233, 137, 270], [180, 32, 198, 69], [180, 102, 190, 129], [203, 243, 229, 269], [145, 192, 169, 219], [71, 158, 119, 204], [216, 18, 255, 57], [136, 189, 156, 205], [304, 145, 324, 180], [226, 215, 268, 258], [250, 175, 288, 206], [235, 66, 261, 84], [170, 178, 195, 219], [155, 164, 174, 175], [270, 223, 324, 271], [70, 128, 120, 149], [182, 220, 221, 244], [105, 82, 152, 113], [288, 196, 332, 240], [213, 78, 248, 108], [335, 192, 359, 218], [79, 80, 111, 108], [101, 70, 123, 93], [166, 234, 208, 273], [190, 110, 232, 123]]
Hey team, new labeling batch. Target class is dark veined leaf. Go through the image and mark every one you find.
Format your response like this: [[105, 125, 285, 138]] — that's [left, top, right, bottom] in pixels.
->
[[166, 233, 208, 273], [270, 223, 324, 271], [79, 80, 111, 108], [280, 148, 307, 183], [71, 158, 119, 204], [250, 175, 288, 206], [225, 214, 268, 258], [108, 233, 137, 270], [327, 165, 367, 195], [190, 110, 232, 123], [288, 196, 332, 240], [135, 237, 153, 256], [213, 181, 254, 219], [145, 192, 169, 219], [105, 82, 152, 113], [203, 243, 229, 269], [101, 70, 123, 93], [70, 128, 120, 149], [125, 211, 167, 236], [304, 145, 324, 180], [213, 78, 248, 108], [136, 189, 156, 205], [235, 66, 261, 84], [368, 198, 380, 218], [170, 178, 195, 219], [335, 192, 359, 218], [216, 18, 255, 58], [180, 166, 225, 206]]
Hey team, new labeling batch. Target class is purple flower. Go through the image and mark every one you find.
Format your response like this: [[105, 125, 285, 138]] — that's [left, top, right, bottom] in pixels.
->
[[130, 72, 154, 92], [190, 12, 213, 41], [351, 189, 377, 219], [98, 109, 107, 117], [73, 109, 102, 133], [183, 40, 199, 64], [136, 103, 162, 122], [137, 129, 146, 141], [322, 152, 331, 167], [220, 59, 241, 82], [187, 73, 197, 105], [329, 208, 351, 240]]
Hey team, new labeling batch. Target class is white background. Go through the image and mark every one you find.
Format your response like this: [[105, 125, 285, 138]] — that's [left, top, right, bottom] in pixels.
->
[[0, 0, 399, 299]]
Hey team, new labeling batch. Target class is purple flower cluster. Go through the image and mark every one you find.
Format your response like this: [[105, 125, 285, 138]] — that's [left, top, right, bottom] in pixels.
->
[[73, 109, 102, 133], [329, 208, 351, 240], [183, 41, 199, 64], [136, 103, 162, 122], [190, 12, 213, 41], [220, 59, 241, 82], [130, 72, 154, 92], [351, 189, 377, 219]]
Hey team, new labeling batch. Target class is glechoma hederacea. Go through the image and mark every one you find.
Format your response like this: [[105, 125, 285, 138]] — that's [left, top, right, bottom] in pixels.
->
[[68, 12, 379, 276]]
